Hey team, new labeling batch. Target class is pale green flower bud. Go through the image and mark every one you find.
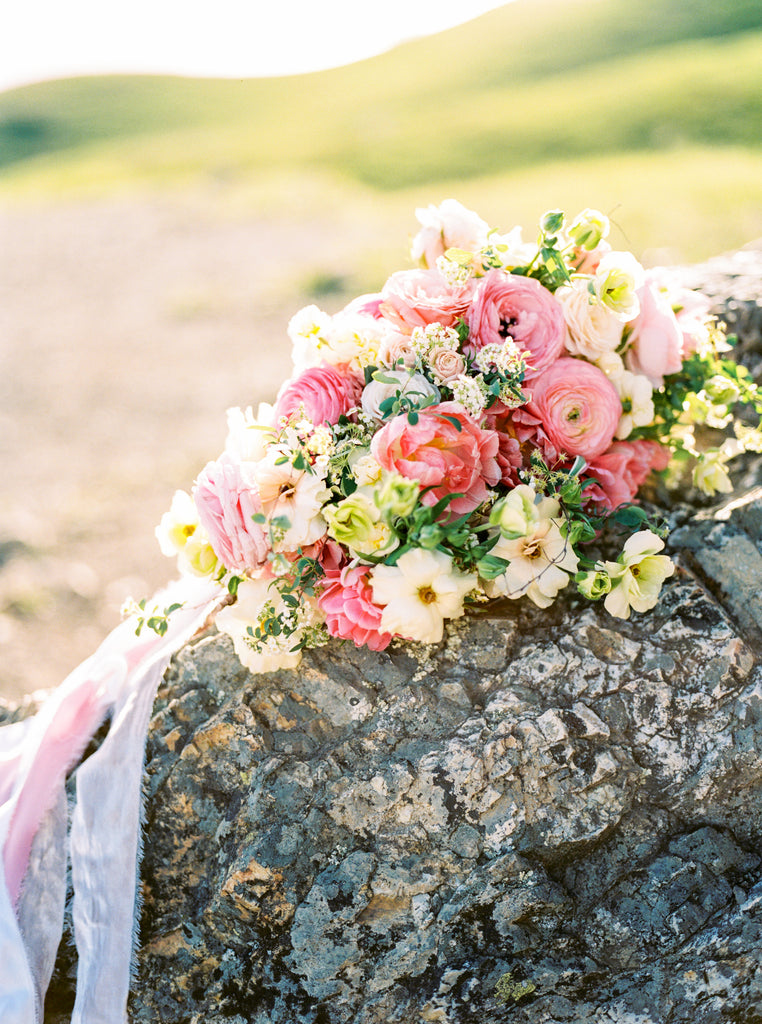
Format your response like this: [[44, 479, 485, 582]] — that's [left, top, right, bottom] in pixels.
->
[[375, 472, 420, 520], [703, 375, 741, 406], [576, 569, 612, 601], [489, 484, 541, 538], [568, 209, 610, 251], [540, 210, 565, 235]]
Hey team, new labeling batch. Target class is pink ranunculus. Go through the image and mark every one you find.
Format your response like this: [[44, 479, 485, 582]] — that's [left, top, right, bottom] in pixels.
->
[[193, 453, 270, 574], [582, 440, 672, 510], [274, 364, 364, 426], [371, 401, 500, 517], [379, 268, 474, 334], [625, 275, 684, 386], [465, 269, 565, 380], [527, 357, 621, 460], [318, 565, 393, 651]]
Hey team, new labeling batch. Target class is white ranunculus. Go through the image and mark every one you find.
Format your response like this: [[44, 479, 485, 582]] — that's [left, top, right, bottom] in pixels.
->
[[361, 370, 440, 421], [556, 279, 623, 361]]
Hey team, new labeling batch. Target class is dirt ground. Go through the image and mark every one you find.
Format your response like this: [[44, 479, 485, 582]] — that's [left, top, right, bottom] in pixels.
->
[[0, 184, 404, 700]]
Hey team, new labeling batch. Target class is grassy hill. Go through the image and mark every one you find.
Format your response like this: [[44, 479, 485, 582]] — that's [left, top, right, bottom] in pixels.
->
[[1, 0, 762, 258]]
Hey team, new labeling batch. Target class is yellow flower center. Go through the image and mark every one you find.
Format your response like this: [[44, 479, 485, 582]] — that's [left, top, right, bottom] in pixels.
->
[[417, 586, 438, 605]]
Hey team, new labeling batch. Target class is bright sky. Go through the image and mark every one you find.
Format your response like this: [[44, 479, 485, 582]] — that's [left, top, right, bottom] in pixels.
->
[[1, 0, 511, 93]]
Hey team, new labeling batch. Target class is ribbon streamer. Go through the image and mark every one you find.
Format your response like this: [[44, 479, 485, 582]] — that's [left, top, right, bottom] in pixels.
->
[[0, 576, 223, 1023]]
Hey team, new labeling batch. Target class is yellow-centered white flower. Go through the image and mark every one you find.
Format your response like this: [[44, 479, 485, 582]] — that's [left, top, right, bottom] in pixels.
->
[[371, 548, 476, 644], [594, 251, 645, 321], [609, 369, 655, 439], [603, 530, 675, 619], [487, 485, 578, 608], [253, 451, 329, 551]]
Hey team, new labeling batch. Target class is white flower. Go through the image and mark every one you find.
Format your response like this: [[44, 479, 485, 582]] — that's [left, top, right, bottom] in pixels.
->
[[594, 252, 645, 321], [603, 531, 674, 619], [216, 578, 324, 674], [692, 451, 733, 496], [225, 405, 277, 462], [253, 451, 330, 551], [411, 199, 490, 268], [449, 374, 487, 416], [486, 486, 578, 608], [371, 548, 476, 644], [485, 226, 538, 270], [351, 451, 383, 486], [567, 208, 610, 250], [556, 279, 623, 361], [595, 349, 626, 379], [609, 370, 655, 440], [318, 311, 385, 371], [288, 304, 332, 372], [487, 517, 579, 609], [155, 491, 218, 576]]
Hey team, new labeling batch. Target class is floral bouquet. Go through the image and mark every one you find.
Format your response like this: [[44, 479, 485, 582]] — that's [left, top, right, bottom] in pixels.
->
[[147, 200, 762, 673]]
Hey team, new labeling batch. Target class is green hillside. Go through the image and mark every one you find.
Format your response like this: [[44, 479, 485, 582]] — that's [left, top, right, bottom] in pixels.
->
[[1, 0, 761, 260], [2, 0, 761, 186]]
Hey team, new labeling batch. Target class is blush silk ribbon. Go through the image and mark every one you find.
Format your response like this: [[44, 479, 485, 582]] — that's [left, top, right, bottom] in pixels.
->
[[0, 576, 223, 1023]]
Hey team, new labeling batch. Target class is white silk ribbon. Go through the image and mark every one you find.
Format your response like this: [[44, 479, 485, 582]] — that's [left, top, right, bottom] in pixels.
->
[[0, 576, 223, 1023]]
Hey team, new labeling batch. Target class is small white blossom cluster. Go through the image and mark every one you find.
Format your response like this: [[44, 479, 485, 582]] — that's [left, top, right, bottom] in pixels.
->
[[449, 374, 488, 416], [410, 323, 461, 358]]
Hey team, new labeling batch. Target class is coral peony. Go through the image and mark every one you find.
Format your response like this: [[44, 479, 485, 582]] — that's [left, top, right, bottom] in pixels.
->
[[379, 268, 474, 334], [371, 402, 500, 517], [318, 565, 393, 651], [274, 364, 363, 426], [527, 357, 621, 460], [466, 269, 565, 379], [193, 453, 269, 574]]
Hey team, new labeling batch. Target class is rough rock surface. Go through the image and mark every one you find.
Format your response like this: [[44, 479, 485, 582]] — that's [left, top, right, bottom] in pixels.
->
[[40, 257, 762, 1023]]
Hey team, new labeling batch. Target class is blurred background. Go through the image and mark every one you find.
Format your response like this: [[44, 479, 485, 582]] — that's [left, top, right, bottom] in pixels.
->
[[2, 0, 762, 699]]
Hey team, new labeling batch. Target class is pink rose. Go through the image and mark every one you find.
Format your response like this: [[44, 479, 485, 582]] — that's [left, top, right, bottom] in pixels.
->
[[582, 440, 672, 510], [318, 565, 393, 651], [371, 401, 500, 517], [379, 269, 474, 334], [429, 347, 466, 383], [193, 453, 269, 574], [274, 365, 364, 426], [625, 275, 683, 386], [527, 357, 621, 460], [466, 270, 565, 380]]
